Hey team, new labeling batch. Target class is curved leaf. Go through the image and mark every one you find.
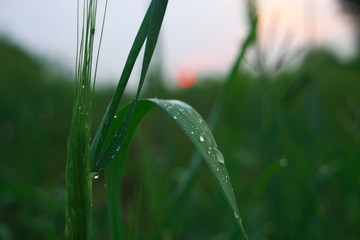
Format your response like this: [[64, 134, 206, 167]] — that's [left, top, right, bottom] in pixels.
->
[[105, 99, 247, 239]]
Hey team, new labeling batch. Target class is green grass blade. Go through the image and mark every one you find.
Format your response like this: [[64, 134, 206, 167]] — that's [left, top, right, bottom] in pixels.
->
[[105, 157, 125, 240], [104, 101, 156, 240], [91, 0, 169, 173], [134, 0, 168, 99], [88, 2, 153, 170], [104, 99, 247, 238], [164, 16, 258, 236], [151, 99, 248, 238]]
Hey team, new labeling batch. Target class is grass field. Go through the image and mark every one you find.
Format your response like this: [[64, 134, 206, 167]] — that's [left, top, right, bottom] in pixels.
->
[[0, 3, 359, 239]]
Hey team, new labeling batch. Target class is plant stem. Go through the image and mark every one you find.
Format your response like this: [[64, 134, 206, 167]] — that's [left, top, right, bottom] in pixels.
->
[[65, 0, 99, 238]]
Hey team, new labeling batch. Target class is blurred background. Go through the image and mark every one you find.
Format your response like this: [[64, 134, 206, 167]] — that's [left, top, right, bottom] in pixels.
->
[[0, 0, 359, 239]]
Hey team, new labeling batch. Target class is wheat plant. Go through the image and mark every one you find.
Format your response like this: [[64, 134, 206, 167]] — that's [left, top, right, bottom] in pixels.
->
[[65, 0, 253, 239]]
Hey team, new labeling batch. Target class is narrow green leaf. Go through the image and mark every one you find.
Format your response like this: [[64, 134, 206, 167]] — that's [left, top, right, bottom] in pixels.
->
[[135, 0, 168, 98], [88, 2, 153, 170], [105, 99, 247, 238], [91, 0, 169, 173]]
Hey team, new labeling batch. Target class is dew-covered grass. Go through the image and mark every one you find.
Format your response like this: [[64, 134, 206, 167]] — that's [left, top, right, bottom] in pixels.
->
[[0, 1, 360, 240]]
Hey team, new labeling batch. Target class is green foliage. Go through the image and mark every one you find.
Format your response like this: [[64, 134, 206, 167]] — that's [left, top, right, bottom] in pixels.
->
[[1, 7, 360, 240], [65, 0, 99, 238], [67, 0, 171, 239], [84, 0, 247, 238], [104, 99, 247, 239], [66, 0, 245, 238], [89, 0, 169, 174]]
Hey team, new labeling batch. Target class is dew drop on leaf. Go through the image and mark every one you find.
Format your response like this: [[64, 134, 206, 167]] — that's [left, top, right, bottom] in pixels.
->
[[213, 148, 224, 164], [199, 135, 205, 142], [279, 158, 288, 167]]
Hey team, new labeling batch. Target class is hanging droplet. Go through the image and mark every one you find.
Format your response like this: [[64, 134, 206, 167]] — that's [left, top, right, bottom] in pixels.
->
[[94, 174, 99, 179], [199, 135, 205, 142], [213, 148, 224, 164]]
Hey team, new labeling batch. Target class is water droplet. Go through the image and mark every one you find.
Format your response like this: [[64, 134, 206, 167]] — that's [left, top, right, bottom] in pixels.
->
[[234, 212, 239, 219], [199, 135, 205, 142], [213, 148, 224, 164], [191, 131, 194, 135], [173, 116, 177, 119], [114, 115, 117, 119], [179, 107, 185, 112], [94, 175, 99, 179], [207, 150, 211, 154], [199, 118, 203, 123], [82, 85, 85, 89], [116, 146, 120, 151], [279, 158, 288, 167]]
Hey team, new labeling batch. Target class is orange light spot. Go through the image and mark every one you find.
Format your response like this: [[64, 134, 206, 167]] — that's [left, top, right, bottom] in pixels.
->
[[176, 67, 197, 88]]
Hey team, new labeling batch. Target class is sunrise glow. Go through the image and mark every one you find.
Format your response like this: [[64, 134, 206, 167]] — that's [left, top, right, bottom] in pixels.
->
[[176, 67, 197, 88]]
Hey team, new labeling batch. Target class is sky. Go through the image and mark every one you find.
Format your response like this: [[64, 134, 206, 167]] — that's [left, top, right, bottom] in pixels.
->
[[0, 0, 358, 87]]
